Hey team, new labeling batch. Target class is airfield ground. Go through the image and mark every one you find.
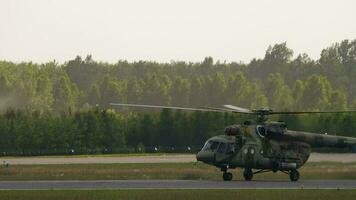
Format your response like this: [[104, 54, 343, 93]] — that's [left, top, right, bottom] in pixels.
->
[[1, 153, 356, 165], [0, 154, 355, 181], [0, 153, 355, 199], [0, 162, 356, 181], [0, 189, 356, 200]]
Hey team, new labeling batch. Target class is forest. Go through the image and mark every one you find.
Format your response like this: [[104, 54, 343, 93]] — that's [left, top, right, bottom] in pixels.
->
[[0, 39, 356, 155]]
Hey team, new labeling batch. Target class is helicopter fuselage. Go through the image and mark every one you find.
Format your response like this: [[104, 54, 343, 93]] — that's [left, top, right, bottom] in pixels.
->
[[196, 120, 356, 181]]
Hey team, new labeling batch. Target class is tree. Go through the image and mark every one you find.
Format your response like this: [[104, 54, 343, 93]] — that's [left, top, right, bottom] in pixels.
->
[[329, 90, 347, 110], [262, 42, 294, 76], [170, 76, 190, 106], [303, 75, 332, 111], [292, 80, 305, 110], [100, 109, 125, 150], [157, 109, 174, 146], [205, 73, 226, 106], [99, 76, 125, 108], [53, 75, 79, 112], [266, 73, 293, 110], [139, 114, 156, 146], [264, 42, 294, 64]]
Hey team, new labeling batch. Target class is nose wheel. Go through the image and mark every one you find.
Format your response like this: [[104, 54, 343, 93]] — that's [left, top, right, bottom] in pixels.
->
[[222, 172, 233, 181]]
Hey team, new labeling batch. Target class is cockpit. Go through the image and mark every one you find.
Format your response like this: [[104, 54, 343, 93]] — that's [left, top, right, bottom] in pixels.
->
[[201, 140, 235, 154], [197, 139, 236, 163]]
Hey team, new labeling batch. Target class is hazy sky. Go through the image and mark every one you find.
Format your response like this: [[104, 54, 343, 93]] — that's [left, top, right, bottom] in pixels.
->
[[1, 0, 356, 63]]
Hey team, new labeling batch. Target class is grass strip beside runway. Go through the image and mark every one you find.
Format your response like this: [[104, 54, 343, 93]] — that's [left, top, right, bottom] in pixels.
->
[[0, 162, 356, 181], [0, 162, 356, 180], [1, 153, 183, 159], [0, 189, 355, 200]]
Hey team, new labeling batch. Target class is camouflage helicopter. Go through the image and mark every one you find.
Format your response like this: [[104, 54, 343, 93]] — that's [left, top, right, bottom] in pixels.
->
[[110, 103, 356, 182]]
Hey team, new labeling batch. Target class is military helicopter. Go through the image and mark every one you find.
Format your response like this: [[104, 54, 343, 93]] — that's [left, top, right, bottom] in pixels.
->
[[110, 103, 356, 182]]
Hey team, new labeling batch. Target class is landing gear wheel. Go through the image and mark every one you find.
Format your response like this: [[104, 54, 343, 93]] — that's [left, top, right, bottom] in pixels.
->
[[289, 170, 300, 182], [243, 168, 253, 181], [223, 172, 233, 181]]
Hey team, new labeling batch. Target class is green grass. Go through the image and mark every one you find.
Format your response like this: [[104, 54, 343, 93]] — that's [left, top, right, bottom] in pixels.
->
[[1, 153, 183, 159], [0, 189, 355, 200], [0, 162, 356, 181]]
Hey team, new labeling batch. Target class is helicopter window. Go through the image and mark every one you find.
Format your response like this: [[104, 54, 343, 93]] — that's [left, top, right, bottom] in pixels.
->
[[217, 143, 227, 153], [210, 141, 219, 151], [256, 125, 266, 137], [202, 140, 213, 150], [226, 143, 235, 154]]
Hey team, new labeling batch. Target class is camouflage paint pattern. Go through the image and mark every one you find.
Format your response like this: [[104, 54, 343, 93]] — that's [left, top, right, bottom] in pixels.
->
[[197, 120, 356, 171]]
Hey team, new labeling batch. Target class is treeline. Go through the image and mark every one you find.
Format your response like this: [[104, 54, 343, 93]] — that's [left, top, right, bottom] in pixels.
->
[[0, 108, 241, 155], [0, 107, 355, 155], [0, 40, 356, 113], [0, 39, 356, 155]]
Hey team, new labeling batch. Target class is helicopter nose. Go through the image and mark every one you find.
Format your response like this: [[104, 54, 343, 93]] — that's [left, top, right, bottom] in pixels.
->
[[196, 151, 214, 163]]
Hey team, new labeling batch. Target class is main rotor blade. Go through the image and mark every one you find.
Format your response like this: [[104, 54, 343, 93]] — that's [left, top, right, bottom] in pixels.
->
[[199, 106, 239, 112], [110, 103, 227, 113], [111, 103, 356, 115], [222, 105, 254, 114], [269, 110, 356, 115]]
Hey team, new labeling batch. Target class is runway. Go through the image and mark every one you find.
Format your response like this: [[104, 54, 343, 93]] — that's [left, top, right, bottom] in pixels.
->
[[2, 153, 356, 165], [0, 180, 355, 189]]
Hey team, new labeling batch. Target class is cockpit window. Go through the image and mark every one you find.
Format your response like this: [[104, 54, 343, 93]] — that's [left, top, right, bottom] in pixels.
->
[[202, 140, 220, 151], [217, 143, 227, 153], [202, 140, 213, 150], [210, 141, 219, 151]]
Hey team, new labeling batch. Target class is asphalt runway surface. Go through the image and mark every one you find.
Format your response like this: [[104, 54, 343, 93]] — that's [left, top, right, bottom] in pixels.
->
[[0, 180, 355, 189], [2, 153, 356, 165]]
